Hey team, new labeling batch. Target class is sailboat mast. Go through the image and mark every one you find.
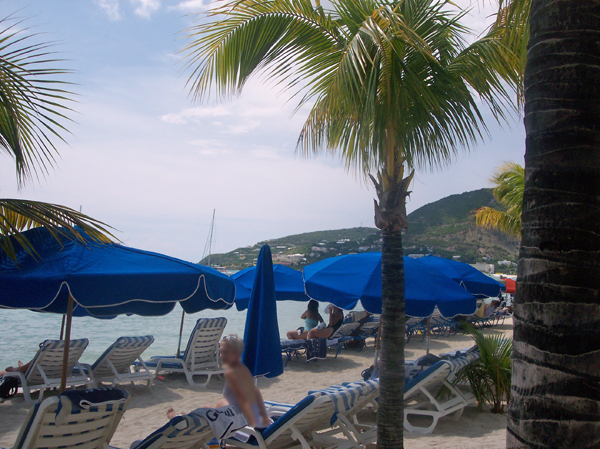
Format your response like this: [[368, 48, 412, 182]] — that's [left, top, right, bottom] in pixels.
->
[[205, 209, 216, 267]]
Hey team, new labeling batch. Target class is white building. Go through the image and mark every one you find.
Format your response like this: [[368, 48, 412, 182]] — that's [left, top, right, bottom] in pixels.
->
[[470, 262, 495, 274]]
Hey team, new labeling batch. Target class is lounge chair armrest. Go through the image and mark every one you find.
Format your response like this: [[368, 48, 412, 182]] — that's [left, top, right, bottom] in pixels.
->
[[155, 358, 185, 371], [79, 363, 93, 374]]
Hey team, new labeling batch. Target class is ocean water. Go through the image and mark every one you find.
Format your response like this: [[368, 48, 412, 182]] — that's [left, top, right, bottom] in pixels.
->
[[0, 301, 330, 367]]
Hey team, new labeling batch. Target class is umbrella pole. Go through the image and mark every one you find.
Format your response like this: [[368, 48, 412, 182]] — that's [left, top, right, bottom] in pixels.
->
[[60, 294, 74, 393], [425, 316, 431, 355], [176, 310, 185, 357], [60, 314, 66, 339]]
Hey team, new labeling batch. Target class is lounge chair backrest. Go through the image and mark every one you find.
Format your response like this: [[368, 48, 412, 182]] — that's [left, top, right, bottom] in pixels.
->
[[91, 336, 154, 377], [331, 322, 360, 338], [404, 361, 451, 400], [442, 350, 481, 381], [24, 339, 89, 385], [183, 317, 227, 370], [406, 316, 424, 326], [359, 315, 380, 335], [310, 380, 379, 425], [133, 413, 212, 449], [12, 387, 130, 449], [261, 395, 334, 449], [344, 311, 369, 323]]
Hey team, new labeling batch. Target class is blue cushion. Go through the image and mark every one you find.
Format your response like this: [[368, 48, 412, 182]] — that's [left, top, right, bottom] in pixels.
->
[[404, 361, 446, 393], [260, 395, 316, 441]]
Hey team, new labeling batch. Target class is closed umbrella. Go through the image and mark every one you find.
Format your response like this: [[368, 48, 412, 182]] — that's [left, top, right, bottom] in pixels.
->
[[233, 264, 309, 311], [417, 255, 505, 298], [0, 227, 236, 390], [242, 245, 283, 378]]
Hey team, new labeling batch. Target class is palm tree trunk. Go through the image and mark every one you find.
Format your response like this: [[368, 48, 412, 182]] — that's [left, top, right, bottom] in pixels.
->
[[371, 161, 411, 448], [377, 228, 406, 448], [507, 0, 600, 447]]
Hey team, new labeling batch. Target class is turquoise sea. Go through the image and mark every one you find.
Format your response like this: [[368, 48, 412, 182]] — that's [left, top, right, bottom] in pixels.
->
[[0, 301, 330, 368]]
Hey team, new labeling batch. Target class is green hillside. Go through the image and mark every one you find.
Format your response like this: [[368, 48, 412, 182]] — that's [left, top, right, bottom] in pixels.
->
[[403, 188, 519, 265], [201, 188, 519, 271]]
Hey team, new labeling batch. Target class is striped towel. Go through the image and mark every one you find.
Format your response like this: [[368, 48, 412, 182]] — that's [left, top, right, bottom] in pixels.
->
[[442, 350, 481, 382], [309, 380, 378, 425]]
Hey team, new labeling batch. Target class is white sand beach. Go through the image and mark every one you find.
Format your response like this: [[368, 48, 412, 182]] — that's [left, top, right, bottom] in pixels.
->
[[0, 320, 512, 448]]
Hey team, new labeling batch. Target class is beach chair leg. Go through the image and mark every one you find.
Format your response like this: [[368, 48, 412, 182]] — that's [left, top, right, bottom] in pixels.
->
[[37, 386, 45, 403], [22, 386, 32, 403], [451, 407, 465, 421], [290, 425, 312, 449], [404, 412, 439, 435]]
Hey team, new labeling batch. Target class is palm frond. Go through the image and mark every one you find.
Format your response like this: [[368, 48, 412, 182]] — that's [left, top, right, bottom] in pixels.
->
[[484, 0, 530, 103], [182, 0, 341, 103], [475, 206, 521, 237], [455, 323, 512, 413], [474, 161, 523, 237], [0, 15, 75, 186], [0, 199, 116, 262]]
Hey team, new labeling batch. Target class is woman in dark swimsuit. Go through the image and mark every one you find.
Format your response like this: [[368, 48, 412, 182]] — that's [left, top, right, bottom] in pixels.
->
[[307, 305, 344, 339]]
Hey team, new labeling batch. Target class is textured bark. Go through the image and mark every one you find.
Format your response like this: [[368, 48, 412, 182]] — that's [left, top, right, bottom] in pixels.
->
[[507, 1, 600, 448], [373, 162, 411, 448], [377, 228, 406, 449]]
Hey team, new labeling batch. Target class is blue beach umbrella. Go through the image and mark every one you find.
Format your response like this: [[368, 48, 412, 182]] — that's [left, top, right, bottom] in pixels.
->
[[242, 245, 283, 378], [0, 227, 236, 317], [417, 255, 505, 299], [303, 252, 476, 318], [232, 264, 310, 311]]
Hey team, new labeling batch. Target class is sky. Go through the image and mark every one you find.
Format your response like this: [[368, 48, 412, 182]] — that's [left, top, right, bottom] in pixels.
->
[[0, 0, 526, 262]]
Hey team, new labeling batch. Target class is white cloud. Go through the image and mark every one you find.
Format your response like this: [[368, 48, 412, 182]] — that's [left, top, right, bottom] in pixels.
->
[[226, 119, 261, 135], [131, 0, 161, 18], [95, 0, 122, 20], [161, 106, 231, 124], [174, 0, 207, 12], [189, 138, 226, 147]]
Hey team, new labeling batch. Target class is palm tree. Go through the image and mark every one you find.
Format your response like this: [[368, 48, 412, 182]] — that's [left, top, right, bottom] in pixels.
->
[[506, 0, 600, 447], [182, 0, 521, 446], [474, 161, 524, 238], [0, 15, 114, 260]]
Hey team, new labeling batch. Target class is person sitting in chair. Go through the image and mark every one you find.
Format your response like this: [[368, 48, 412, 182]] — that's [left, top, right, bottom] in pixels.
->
[[307, 305, 344, 340], [286, 299, 324, 340]]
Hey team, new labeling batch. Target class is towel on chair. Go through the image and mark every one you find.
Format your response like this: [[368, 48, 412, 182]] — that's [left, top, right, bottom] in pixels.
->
[[192, 406, 247, 440], [306, 338, 327, 362]]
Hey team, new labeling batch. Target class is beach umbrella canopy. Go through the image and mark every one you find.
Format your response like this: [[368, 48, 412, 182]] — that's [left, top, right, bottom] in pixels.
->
[[303, 252, 476, 317], [242, 245, 283, 378], [232, 264, 310, 311], [0, 227, 236, 317], [417, 255, 505, 298], [503, 278, 516, 294]]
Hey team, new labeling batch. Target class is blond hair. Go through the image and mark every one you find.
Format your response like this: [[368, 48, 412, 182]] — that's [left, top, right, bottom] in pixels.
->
[[221, 334, 244, 353]]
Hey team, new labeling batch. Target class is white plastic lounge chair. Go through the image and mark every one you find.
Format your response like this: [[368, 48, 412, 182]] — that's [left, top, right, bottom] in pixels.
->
[[5, 387, 130, 449], [4, 339, 91, 402], [115, 412, 214, 449], [310, 380, 380, 448], [140, 317, 226, 387], [403, 358, 476, 434], [224, 394, 336, 449], [84, 336, 155, 388]]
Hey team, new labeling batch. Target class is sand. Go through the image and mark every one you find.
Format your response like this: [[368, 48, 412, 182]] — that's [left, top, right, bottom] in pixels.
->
[[0, 319, 512, 448]]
